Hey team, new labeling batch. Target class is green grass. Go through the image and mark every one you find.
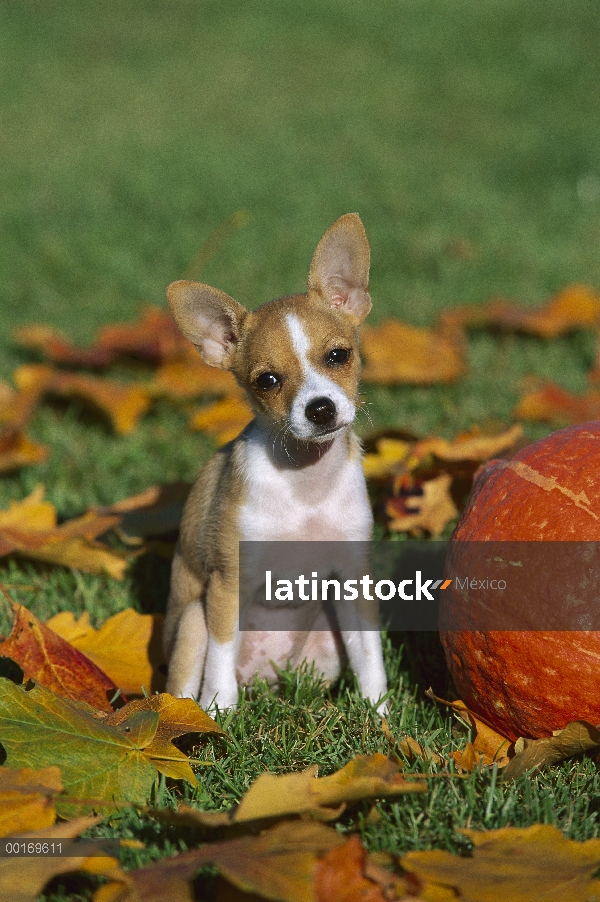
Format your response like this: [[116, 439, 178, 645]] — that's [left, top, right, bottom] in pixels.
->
[[1, 0, 600, 898]]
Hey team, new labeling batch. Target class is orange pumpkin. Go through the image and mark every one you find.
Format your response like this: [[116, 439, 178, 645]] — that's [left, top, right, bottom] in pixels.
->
[[439, 422, 600, 739]]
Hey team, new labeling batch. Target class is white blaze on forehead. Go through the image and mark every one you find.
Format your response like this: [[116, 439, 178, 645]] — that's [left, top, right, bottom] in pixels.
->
[[284, 312, 355, 438], [285, 313, 312, 369]]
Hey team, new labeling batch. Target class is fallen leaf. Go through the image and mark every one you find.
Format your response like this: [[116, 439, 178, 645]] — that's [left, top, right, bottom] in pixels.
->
[[150, 350, 241, 402], [0, 679, 207, 816], [362, 438, 412, 479], [514, 381, 600, 426], [364, 426, 522, 482], [0, 678, 217, 817], [95, 820, 345, 902], [104, 694, 225, 781], [171, 753, 426, 829], [386, 473, 459, 537], [503, 721, 600, 782], [361, 319, 466, 385], [190, 396, 254, 445], [13, 324, 117, 368], [48, 608, 166, 695], [0, 815, 120, 902], [0, 602, 119, 712], [15, 364, 152, 435], [440, 284, 600, 338], [96, 306, 189, 364], [0, 378, 51, 472], [401, 824, 600, 902], [410, 425, 523, 466], [0, 429, 49, 474], [398, 737, 443, 768], [0, 485, 131, 578], [0, 766, 63, 836], [316, 835, 397, 902], [426, 690, 512, 770]]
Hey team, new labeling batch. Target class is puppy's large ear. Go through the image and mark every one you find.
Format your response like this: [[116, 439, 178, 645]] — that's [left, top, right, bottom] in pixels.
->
[[307, 213, 372, 324], [167, 280, 246, 369]]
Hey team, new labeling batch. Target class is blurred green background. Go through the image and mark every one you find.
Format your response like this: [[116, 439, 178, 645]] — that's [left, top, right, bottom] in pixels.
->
[[0, 0, 600, 510]]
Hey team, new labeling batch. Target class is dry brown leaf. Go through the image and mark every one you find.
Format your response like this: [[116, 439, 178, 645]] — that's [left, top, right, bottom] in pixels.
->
[[14, 307, 190, 370], [361, 319, 466, 385], [0, 485, 130, 578], [426, 690, 512, 770], [96, 820, 345, 902], [13, 324, 117, 368], [0, 815, 121, 902], [0, 767, 63, 837], [104, 693, 225, 781], [398, 737, 443, 768], [410, 425, 523, 465], [440, 283, 600, 338], [503, 721, 600, 782], [363, 426, 522, 482], [150, 350, 241, 401], [48, 608, 166, 695], [0, 376, 47, 430], [514, 381, 600, 426], [316, 835, 407, 902], [0, 429, 49, 474], [402, 824, 600, 902], [96, 306, 190, 363], [190, 396, 254, 445], [0, 602, 119, 711], [14, 364, 151, 434], [170, 753, 427, 830], [386, 473, 459, 537], [0, 377, 50, 473]]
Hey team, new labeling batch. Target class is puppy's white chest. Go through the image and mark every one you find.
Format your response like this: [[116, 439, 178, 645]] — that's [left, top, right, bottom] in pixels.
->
[[238, 432, 372, 542]]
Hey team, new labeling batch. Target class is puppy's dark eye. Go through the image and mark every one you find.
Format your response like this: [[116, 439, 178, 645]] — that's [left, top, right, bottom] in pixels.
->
[[254, 371, 280, 391], [325, 348, 351, 366]]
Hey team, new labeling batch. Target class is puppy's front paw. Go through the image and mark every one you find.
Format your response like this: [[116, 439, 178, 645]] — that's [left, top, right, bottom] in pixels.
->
[[200, 685, 239, 712]]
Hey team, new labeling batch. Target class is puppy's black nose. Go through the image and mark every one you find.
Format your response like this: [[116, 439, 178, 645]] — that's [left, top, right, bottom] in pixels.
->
[[305, 397, 336, 427]]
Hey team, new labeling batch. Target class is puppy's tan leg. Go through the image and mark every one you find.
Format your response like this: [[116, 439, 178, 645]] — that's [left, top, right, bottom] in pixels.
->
[[200, 571, 241, 711], [164, 547, 207, 700]]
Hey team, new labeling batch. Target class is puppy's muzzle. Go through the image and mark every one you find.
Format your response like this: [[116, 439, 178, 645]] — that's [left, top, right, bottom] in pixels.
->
[[305, 396, 336, 427]]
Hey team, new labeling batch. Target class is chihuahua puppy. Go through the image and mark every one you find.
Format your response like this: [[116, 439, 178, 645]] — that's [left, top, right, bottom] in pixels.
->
[[163, 214, 388, 711]]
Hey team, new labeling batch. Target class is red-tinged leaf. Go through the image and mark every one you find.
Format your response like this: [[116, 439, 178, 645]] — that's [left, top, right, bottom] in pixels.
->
[[14, 364, 152, 435], [440, 283, 600, 338], [48, 608, 167, 696], [316, 836, 391, 902], [514, 381, 600, 426], [92, 481, 192, 540], [0, 602, 119, 712], [95, 820, 345, 902], [13, 324, 117, 368], [96, 306, 189, 364]]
